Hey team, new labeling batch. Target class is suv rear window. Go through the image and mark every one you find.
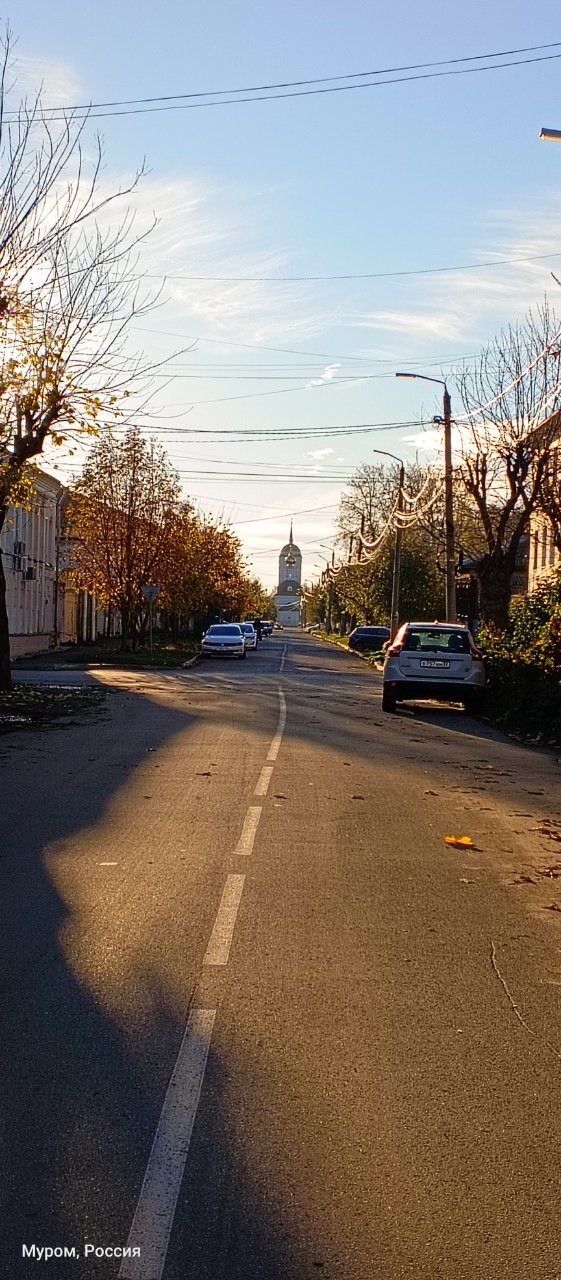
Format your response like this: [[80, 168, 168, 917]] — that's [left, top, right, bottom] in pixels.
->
[[405, 629, 470, 654]]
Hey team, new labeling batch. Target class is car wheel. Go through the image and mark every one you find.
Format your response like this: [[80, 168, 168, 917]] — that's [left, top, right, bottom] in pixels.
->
[[240, 650, 247, 659], [382, 687, 397, 713]]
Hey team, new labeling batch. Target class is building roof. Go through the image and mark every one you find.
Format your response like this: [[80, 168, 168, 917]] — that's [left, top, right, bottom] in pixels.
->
[[280, 523, 301, 557]]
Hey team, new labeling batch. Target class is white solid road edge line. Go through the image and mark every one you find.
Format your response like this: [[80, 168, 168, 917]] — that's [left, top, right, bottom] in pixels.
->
[[234, 804, 263, 852], [203, 874, 246, 966], [279, 642, 287, 673], [266, 687, 287, 763], [119, 1007, 216, 1280]]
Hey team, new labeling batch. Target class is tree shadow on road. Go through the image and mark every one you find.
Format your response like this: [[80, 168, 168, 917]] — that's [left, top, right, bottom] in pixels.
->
[[0, 678, 343, 1279]]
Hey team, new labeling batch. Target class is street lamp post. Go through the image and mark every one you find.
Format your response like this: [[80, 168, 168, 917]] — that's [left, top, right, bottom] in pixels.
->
[[372, 447, 405, 639], [396, 372, 457, 622]]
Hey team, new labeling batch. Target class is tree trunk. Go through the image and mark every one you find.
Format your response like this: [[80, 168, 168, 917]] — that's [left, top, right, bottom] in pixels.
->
[[478, 554, 516, 631], [119, 601, 132, 651], [0, 547, 12, 690]]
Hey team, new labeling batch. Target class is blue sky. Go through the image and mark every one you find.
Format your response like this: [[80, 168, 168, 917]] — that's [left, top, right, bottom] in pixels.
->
[[11, 0, 561, 587]]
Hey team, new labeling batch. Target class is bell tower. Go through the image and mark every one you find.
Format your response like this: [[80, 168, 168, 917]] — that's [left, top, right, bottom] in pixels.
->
[[276, 523, 302, 626]]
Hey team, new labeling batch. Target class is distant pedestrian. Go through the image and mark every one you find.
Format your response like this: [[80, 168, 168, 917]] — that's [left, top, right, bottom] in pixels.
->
[[254, 619, 262, 641]]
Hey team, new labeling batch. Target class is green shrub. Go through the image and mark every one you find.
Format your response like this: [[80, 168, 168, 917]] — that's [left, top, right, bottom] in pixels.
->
[[477, 574, 561, 745]]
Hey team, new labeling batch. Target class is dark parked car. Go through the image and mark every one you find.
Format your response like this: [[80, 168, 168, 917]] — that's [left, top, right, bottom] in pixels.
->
[[348, 625, 391, 653]]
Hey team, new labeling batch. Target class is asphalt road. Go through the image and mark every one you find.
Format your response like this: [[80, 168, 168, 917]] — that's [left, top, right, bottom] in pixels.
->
[[3, 631, 561, 1279]]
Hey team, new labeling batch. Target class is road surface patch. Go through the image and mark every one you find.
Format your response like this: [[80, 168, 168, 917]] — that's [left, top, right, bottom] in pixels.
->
[[119, 1008, 216, 1280]]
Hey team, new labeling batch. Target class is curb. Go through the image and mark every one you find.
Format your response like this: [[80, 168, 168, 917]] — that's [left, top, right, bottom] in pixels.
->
[[182, 653, 202, 669]]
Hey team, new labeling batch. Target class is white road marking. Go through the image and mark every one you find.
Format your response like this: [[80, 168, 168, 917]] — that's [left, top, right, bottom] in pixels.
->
[[120, 679, 289, 1277], [234, 805, 263, 854], [266, 687, 287, 763], [279, 642, 287, 673], [254, 766, 273, 797], [119, 1007, 216, 1280], [203, 874, 246, 965]]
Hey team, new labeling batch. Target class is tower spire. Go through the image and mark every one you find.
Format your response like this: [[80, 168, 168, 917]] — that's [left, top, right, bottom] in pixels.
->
[[289, 518, 293, 545]]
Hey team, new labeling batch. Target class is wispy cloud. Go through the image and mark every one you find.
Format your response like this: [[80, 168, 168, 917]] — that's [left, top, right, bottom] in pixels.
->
[[306, 362, 340, 388], [350, 193, 561, 351], [10, 52, 84, 108], [304, 447, 335, 460], [351, 308, 466, 342]]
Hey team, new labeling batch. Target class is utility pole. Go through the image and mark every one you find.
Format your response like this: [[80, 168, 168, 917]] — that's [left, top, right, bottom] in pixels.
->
[[396, 372, 457, 623], [443, 386, 457, 622], [390, 462, 405, 639], [326, 551, 335, 632]]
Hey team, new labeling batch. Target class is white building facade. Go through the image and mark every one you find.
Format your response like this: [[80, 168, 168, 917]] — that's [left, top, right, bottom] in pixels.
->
[[1, 470, 64, 658], [528, 436, 561, 593], [1, 468, 110, 658]]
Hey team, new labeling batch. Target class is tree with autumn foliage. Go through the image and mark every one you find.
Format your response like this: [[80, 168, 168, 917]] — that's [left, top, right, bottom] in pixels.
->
[[0, 32, 157, 686], [161, 508, 254, 632], [69, 428, 182, 649]]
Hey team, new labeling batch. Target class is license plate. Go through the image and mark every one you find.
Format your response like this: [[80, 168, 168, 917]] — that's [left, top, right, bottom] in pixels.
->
[[420, 659, 450, 668]]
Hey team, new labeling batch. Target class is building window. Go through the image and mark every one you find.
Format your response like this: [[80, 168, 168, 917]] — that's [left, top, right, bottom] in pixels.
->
[[541, 524, 548, 568], [533, 532, 539, 571]]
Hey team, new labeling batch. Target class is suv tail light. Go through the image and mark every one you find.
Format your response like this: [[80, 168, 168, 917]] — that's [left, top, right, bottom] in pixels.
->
[[386, 642, 403, 657], [469, 643, 483, 661]]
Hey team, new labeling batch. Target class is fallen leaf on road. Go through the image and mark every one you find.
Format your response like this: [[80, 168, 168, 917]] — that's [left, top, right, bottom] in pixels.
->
[[543, 903, 561, 912], [196, 771, 211, 776], [459, 878, 475, 884], [444, 835, 476, 849], [425, 789, 438, 796], [351, 795, 364, 800], [274, 794, 286, 799]]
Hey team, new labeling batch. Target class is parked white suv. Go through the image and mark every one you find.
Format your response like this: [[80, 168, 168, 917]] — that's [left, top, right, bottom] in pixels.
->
[[382, 622, 485, 713]]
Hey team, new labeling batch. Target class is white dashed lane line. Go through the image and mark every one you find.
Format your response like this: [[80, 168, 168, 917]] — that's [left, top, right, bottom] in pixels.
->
[[234, 804, 263, 852], [119, 1008, 216, 1280], [267, 687, 287, 762], [254, 765, 273, 796], [203, 874, 246, 966], [120, 683, 288, 1277]]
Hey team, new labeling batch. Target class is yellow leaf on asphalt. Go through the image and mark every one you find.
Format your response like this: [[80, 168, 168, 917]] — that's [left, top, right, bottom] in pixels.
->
[[444, 835, 476, 848]]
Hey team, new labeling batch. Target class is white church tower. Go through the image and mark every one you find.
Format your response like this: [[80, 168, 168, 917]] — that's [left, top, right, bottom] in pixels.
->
[[275, 522, 302, 626]]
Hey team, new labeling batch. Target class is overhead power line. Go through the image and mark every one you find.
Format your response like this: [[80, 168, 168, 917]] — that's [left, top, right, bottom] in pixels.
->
[[12, 42, 561, 120], [144, 250, 561, 284], [134, 327, 476, 366]]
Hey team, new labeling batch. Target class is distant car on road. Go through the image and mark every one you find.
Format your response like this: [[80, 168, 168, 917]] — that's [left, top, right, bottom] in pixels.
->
[[382, 622, 485, 713], [201, 624, 246, 659], [261, 620, 274, 635], [273, 622, 283, 630], [348, 625, 391, 653], [239, 622, 257, 650]]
